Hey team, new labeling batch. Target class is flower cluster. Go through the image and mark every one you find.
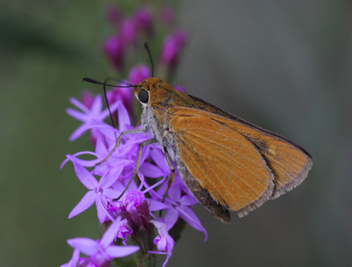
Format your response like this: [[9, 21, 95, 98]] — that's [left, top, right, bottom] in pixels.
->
[[61, 94, 207, 266], [102, 4, 188, 80], [61, 4, 206, 266]]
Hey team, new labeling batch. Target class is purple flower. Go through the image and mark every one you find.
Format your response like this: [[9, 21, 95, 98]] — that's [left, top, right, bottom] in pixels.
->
[[120, 19, 137, 45], [68, 159, 124, 223], [173, 29, 188, 47], [66, 94, 119, 141], [149, 220, 175, 267], [134, 7, 153, 36], [128, 64, 151, 85], [65, 217, 139, 266], [110, 191, 154, 236], [107, 84, 134, 116], [103, 35, 124, 70], [164, 184, 208, 241], [160, 28, 189, 68]]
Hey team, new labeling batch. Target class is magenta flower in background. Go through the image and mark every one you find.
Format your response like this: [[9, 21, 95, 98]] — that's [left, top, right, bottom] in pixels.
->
[[128, 64, 151, 84], [81, 91, 95, 109], [103, 36, 124, 71], [120, 19, 137, 46], [160, 29, 189, 68], [107, 84, 134, 116], [134, 7, 153, 37]]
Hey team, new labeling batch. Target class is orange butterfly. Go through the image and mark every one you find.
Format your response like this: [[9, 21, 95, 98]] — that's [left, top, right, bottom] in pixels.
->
[[126, 77, 312, 223]]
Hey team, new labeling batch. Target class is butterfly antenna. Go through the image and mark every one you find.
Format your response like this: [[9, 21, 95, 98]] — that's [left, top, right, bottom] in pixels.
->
[[144, 42, 154, 77], [83, 77, 137, 139], [102, 78, 117, 138], [83, 77, 135, 88]]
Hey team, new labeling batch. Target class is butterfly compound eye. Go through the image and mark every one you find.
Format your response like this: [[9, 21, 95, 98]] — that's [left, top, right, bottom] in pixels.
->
[[138, 89, 149, 103]]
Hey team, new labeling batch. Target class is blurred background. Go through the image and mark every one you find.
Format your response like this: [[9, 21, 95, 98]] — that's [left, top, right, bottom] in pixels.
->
[[1, 0, 352, 266]]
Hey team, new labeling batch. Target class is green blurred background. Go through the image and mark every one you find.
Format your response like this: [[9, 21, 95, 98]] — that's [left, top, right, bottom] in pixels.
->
[[1, 1, 352, 266]]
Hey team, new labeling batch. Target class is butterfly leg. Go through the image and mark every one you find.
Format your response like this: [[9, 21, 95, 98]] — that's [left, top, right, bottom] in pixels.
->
[[113, 137, 158, 201], [97, 128, 146, 165]]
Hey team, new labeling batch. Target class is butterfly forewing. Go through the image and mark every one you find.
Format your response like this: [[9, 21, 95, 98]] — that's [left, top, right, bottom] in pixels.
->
[[185, 94, 313, 199], [169, 107, 275, 217]]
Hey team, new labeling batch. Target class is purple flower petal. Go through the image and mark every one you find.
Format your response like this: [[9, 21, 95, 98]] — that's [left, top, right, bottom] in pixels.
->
[[67, 237, 98, 256], [69, 191, 96, 218], [66, 108, 88, 122], [71, 161, 98, 189], [95, 137, 108, 156], [149, 199, 169, 212], [96, 195, 109, 223], [99, 166, 122, 188], [103, 187, 122, 199], [164, 208, 179, 230], [101, 217, 121, 247], [168, 185, 181, 200], [179, 195, 198, 206], [105, 245, 139, 258], [69, 97, 90, 113], [150, 148, 170, 174], [178, 206, 207, 241], [68, 123, 92, 141], [91, 94, 103, 114], [140, 162, 164, 178]]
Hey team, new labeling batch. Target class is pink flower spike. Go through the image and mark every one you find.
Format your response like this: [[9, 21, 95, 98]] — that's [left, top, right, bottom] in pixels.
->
[[160, 29, 189, 68], [103, 36, 124, 70], [120, 19, 137, 46], [134, 7, 153, 36]]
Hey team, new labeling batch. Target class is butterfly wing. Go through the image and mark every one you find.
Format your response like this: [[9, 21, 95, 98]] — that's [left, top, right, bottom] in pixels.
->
[[186, 94, 313, 199], [168, 106, 312, 218], [169, 107, 275, 218]]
